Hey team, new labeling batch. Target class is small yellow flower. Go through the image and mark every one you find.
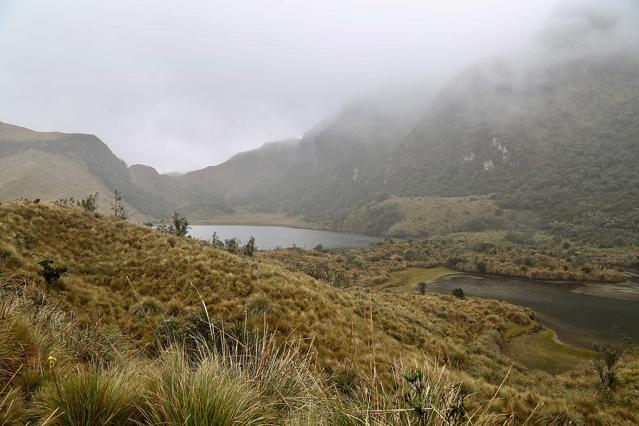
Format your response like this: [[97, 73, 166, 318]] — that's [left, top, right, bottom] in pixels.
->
[[48, 355, 57, 367]]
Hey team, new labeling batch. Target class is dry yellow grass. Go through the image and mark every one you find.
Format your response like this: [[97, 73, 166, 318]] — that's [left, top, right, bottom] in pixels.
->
[[0, 150, 146, 220], [1, 201, 638, 424]]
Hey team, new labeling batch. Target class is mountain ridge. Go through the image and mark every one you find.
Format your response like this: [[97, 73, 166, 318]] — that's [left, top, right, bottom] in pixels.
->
[[2, 40, 638, 244]]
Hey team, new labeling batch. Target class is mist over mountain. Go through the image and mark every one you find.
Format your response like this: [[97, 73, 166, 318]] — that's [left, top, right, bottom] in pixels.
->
[[2, 0, 638, 245], [125, 0, 637, 245], [4, 3, 639, 424]]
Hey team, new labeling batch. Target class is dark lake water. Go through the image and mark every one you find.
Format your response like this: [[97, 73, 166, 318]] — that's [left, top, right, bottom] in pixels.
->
[[426, 275, 639, 347], [189, 225, 382, 250]]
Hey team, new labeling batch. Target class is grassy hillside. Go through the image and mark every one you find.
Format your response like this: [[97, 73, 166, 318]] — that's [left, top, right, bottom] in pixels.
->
[[263, 231, 630, 288], [0, 201, 524, 370], [1, 201, 639, 424], [0, 122, 172, 219]]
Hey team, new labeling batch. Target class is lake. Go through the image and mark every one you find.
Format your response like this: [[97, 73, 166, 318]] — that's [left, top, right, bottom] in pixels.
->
[[425, 275, 639, 347], [189, 224, 382, 250]]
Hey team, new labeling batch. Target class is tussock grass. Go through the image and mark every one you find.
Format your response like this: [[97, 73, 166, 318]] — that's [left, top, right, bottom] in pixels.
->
[[0, 201, 638, 424], [2, 277, 517, 425], [34, 367, 142, 425], [0, 379, 25, 426], [141, 350, 269, 426]]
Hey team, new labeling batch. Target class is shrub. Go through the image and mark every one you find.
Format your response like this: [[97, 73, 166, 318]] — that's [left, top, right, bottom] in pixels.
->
[[417, 282, 428, 295], [77, 193, 99, 213], [157, 213, 190, 237], [172, 212, 190, 237], [224, 238, 240, 254], [111, 190, 128, 220], [37, 260, 68, 286], [593, 343, 625, 393], [156, 318, 183, 349], [54, 197, 76, 208], [452, 288, 465, 299], [446, 256, 464, 268], [210, 232, 224, 248], [242, 236, 257, 257]]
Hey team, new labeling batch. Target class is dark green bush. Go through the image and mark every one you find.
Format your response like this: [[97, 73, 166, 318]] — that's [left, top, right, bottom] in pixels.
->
[[37, 260, 68, 286], [452, 288, 465, 299]]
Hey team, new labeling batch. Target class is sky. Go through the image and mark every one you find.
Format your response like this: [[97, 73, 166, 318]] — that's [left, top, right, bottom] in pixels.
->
[[0, 0, 561, 173]]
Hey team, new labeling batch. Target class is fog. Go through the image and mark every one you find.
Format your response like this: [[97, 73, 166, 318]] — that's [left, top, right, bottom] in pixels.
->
[[0, 0, 630, 173]]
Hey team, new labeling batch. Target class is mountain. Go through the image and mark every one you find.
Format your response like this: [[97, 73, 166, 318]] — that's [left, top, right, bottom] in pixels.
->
[[0, 121, 171, 219], [2, 5, 638, 245], [179, 98, 420, 221], [152, 6, 639, 245], [386, 51, 639, 245], [381, 4, 639, 246]]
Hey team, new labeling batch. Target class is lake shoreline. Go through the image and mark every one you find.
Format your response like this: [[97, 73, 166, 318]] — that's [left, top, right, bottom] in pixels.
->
[[437, 271, 633, 293], [426, 274, 639, 346], [189, 224, 383, 250]]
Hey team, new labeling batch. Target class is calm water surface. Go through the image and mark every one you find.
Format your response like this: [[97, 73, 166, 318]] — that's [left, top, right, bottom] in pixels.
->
[[189, 224, 382, 250], [426, 275, 639, 347]]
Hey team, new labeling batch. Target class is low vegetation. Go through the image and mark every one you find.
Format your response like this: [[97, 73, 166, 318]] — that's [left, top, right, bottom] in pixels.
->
[[263, 232, 631, 290], [0, 200, 638, 424]]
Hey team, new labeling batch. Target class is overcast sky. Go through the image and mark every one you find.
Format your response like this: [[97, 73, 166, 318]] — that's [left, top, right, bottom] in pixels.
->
[[0, 0, 561, 173]]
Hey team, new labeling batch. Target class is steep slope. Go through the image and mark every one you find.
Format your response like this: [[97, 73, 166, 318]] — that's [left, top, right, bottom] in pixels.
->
[[387, 50, 639, 245], [169, 97, 421, 224], [130, 7, 639, 245], [166, 9, 639, 244], [0, 122, 171, 219]]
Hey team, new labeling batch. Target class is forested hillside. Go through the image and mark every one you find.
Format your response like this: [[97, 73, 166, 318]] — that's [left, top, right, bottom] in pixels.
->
[[387, 52, 639, 245]]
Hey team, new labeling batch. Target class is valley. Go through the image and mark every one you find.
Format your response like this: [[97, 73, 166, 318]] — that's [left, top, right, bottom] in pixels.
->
[[1, 2, 639, 423]]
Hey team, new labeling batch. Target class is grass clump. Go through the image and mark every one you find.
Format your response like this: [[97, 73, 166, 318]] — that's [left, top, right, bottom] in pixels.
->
[[141, 351, 269, 426], [129, 296, 164, 318], [0, 386, 25, 426], [34, 367, 142, 425]]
